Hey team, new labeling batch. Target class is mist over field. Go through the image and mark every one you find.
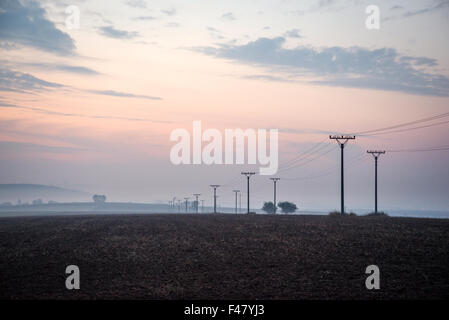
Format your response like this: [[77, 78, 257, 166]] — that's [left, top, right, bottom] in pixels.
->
[[1, 0, 449, 305]]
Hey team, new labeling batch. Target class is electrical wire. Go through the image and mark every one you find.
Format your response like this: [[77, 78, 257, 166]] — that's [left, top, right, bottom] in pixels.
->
[[386, 145, 449, 152], [278, 136, 329, 168], [349, 111, 449, 135], [277, 144, 337, 173], [361, 119, 449, 136]]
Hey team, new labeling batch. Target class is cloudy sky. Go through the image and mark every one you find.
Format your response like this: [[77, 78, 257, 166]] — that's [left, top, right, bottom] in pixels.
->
[[1, 0, 448, 212]]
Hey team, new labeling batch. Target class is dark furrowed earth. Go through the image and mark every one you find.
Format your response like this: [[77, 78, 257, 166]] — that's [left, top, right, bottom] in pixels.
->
[[0, 213, 448, 300]]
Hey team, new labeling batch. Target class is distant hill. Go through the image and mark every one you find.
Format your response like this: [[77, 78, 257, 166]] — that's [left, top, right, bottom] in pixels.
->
[[0, 184, 91, 204]]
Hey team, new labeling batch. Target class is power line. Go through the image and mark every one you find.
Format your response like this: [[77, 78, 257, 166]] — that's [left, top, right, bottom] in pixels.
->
[[270, 178, 280, 214], [386, 145, 449, 152], [241, 172, 256, 214], [350, 111, 449, 135], [210, 185, 220, 213], [279, 151, 367, 181], [330, 135, 356, 215], [278, 142, 334, 171], [193, 193, 201, 213], [233, 190, 240, 214], [362, 119, 449, 136], [277, 144, 337, 173], [278, 137, 329, 168], [367, 151, 386, 213], [280, 111, 449, 173]]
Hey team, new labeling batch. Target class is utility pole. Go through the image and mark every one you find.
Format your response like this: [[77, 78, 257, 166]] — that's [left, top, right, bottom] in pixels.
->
[[241, 172, 256, 214], [367, 150, 386, 213], [239, 193, 242, 213], [329, 135, 356, 215], [270, 178, 280, 214], [172, 197, 176, 211], [177, 199, 181, 213], [193, 193, 201, 213], [210, 185, 220, 213], [233, 190, 240, 214], [184, 197, 189, 213], [201, 200, 204, 213]]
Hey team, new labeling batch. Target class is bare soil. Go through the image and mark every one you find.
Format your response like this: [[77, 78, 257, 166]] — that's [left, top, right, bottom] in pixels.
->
[[0, 214, 448, 299]]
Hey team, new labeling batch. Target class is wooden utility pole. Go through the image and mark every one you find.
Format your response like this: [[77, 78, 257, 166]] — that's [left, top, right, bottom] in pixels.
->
[[270, 178, 280, 214], [241, 172, 256, 213], [367, 150, 386, 213], [330, 135, 356, 215]]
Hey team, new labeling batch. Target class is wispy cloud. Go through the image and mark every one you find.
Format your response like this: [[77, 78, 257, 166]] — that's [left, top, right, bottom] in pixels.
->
[[165, 22, 180, 28], [161, 7, 177, 16], [133, 16, 157, 21], [317, 0, 337, 8], [89, 90, 162, 100], [0, 68, 62, 93], [0, 101, 169, 123], [403, 0, 449, 18], [220, 12, 236, 21], [125, 0, 147, 9], [207, 27, 224, 40], [0, 67, 160, 99], [240, 74, 295, 83], [195, 36, 449, 96], [98, 26, 139, 39], [18, 62, 100, 75], [390, 5, 404, 10], [0, 0, 75, 55], [284, 29, 301, 38], [384, 0, 449, 21], [0, 140, 87, 154]]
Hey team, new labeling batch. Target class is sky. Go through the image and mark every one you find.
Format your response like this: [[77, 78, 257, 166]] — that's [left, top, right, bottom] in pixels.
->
[[0, 0, 448, 212]]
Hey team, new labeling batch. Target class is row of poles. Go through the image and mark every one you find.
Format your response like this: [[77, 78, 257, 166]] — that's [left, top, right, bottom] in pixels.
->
[[170, 135, 385, 215], [168, 192, 243, 213], [169, 172, 280, 214], [169, 196, 206, 213], [210, 173, 281, 214], [330, 135, 385, 215]]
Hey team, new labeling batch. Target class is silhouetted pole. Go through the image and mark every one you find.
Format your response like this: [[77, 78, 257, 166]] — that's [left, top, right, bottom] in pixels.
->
[[201, 200, 204, 213], [193, 193, 201, 213], [367, 150, 386, 213], [184, 197, 189, 213], [241, 172, 256, 213], [210, 185, 220, 213], [239, 193, 242, 213], [233, 190, 240, 213], [330, 135, 356, 215], [270, 178, 280, 214], [177, 199, 181, 213]]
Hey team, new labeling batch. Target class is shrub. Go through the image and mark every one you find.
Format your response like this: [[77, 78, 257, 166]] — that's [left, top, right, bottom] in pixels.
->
[[262, 201, 276, 214], [329, 211, 357, 217], [329, 211, 341, 217], [277, 201, 297, 214], [366, 211, 389, 217]]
